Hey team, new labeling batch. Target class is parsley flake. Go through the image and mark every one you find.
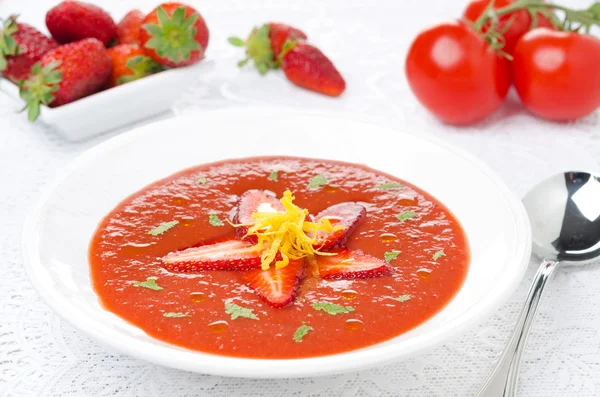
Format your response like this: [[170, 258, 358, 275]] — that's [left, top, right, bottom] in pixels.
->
[[132, 277, 163, 291], [197, 177, 208, 184], [384, 251, 401, 263], [209, 213, 223, 227], [396, 211, 417, 222], [163, 312, 189, 318], [311, 301, 355, 315], [375, 183, 404, 190], [148, 220, 179, 236], [225, 303, 259, 320], [432, 250, 446, 261], [293, 323, 313, 343], [308, 174, 328, 189], [268, 171, 278, 182], [394, 295, 411, 302]]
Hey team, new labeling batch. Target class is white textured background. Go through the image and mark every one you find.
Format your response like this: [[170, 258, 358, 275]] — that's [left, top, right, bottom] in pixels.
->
[[1, 0, 599, 396]]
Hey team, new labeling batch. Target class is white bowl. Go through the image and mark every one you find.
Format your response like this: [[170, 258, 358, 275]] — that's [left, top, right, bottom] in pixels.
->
[[22, 107, 531, 378], [0, 61, 212, 141]]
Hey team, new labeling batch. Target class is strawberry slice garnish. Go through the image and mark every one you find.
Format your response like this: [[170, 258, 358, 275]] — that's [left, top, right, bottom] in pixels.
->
[[161, 240, 262, 272], [245, 259, 305, 307], [312, 202, 366, 250], [234, 189, 284, 242], [316, 249, 392, 279]]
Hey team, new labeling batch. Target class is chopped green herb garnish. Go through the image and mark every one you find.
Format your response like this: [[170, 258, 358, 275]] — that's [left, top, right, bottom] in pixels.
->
[[293, 323, 313, 343], [163, 312, 189, 318], [375, 183, 404, 190], [308, 174, 328, 189], [197, 177, 208, 184], [132, 277, 163, 291], [268, 171, 278, 182], [432, 250, 446, 261], [225, 302, 259, 320], [311, 301, 355, 315], [394, 295, 411, 302], [396, 211, 417, 222], [148, 220, 179, 236], [209, 213, 223, 227], [384, 251, 401, 263]]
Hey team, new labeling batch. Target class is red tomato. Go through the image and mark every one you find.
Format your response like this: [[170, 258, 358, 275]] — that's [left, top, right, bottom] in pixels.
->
[[512, 28, 600, 121], [405, 21, 511, 125], [463, 0, 532, 54]]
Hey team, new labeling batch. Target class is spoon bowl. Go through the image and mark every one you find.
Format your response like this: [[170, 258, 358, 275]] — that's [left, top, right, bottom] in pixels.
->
[[524, 172, 600, 264]]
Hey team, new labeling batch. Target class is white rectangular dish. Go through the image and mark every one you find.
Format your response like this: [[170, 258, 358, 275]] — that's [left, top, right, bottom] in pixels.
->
[[0, 60, 212, 141]]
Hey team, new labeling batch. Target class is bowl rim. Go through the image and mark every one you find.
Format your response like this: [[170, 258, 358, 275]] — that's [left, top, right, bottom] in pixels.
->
[[21, 107, 532, 378]]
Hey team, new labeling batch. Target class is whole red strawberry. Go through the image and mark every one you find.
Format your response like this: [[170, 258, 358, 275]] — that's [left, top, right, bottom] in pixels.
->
[[139, 2, 209, 67], [0, 16, 58, 82], [281, 43, 345, 97], [20, 38, 111, 120], [106, 44, 163, 88], [116, 9, 144, 45], [268, 23, 306, 57], [46, 1, 117, 46]]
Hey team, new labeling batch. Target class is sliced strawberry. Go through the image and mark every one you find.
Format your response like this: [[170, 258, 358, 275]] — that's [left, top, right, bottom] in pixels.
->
[[316, 249, 392, 279], [312, 202, 366, 250], [245, 259, 305, 307], [234, 189, 284, 242], [161, 240, 262, 272]]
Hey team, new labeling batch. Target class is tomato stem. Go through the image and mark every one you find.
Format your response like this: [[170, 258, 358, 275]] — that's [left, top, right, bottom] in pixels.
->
[[474, 0, 600, 33]]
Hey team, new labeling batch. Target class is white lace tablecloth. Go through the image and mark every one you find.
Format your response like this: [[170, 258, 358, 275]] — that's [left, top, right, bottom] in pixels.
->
[[1, 0, 599, 396]]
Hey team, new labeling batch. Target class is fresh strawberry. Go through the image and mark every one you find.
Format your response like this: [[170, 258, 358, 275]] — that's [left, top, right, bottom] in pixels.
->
[[245, 259, 305, 307], [281, 43, 346, 97], [0, 16, 59, 82], [139, 3, 209, 67], [161, 240, 263, 272], [312, 202, 366, 250], [116, 9, 144, 45], [233, 189, 284, 242], [46, 1, 117, 46], [19, 38, 111, 120], [316, 249, 392, 279], [106, 44, 163, 88], [228, 23, 306, 74], [268, 23, 307, 57]]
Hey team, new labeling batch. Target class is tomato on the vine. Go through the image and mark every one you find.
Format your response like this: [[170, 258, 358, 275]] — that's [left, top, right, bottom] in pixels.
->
[[405, 21, 511, 125], [511, 28, 600, 121], [463, 0, 554, 54]]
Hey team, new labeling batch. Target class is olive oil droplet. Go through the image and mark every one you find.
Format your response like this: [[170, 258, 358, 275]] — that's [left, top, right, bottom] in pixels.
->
[[208, 320, 228, 333], [398, 197, 418, 206], [345, 319, 364, 331], [417, 268, 433, 280], [190, 292, 207, 302], [173, 196, 189, 205], [180, 217, 195, 227], [341, 289, 358, 300], [379, 233, 398, 243], [324, 185, 339, 194]]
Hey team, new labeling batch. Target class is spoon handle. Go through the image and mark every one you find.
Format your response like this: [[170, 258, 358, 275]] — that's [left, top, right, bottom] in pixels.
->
[[475, 259, 559, 397]]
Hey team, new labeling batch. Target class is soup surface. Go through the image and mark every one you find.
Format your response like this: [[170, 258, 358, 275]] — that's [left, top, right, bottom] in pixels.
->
[[89, 156, 469, 358]]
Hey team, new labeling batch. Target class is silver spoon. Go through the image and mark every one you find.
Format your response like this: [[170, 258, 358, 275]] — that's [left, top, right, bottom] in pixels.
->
[[476, 171, 600, 397]]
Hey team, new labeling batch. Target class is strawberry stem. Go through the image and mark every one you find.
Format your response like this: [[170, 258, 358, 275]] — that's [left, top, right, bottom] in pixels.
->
[[0, 15, 20, 72]]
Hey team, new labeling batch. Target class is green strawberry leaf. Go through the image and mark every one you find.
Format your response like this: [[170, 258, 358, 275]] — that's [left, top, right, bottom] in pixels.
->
[[18, 60, 63, 122], [0, 16, 21, 71], [229, 24, 275, 74], [143, 6, 202, 64], [228, 36, 246, 47], [117, 55, 164, 85]]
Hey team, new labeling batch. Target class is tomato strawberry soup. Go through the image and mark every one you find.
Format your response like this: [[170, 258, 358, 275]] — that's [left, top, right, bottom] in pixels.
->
[[89, 156, 469, 359]]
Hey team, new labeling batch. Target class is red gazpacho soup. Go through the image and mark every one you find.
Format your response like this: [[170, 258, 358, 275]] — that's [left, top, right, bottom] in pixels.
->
[[89, 156, 469, 359]]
